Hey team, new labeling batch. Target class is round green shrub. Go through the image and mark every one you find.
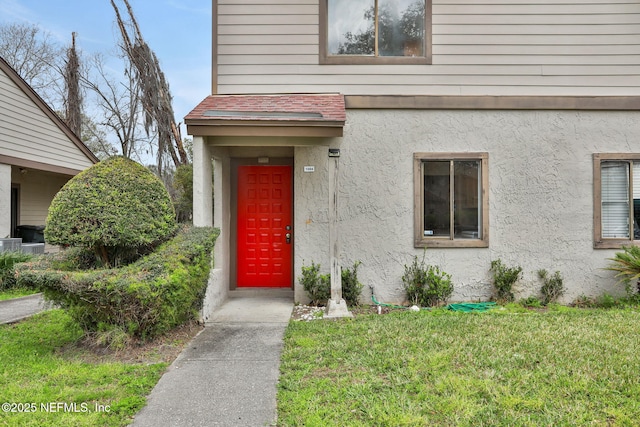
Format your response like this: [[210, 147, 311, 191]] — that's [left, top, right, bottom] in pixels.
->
[[45, 156, 177, 267]]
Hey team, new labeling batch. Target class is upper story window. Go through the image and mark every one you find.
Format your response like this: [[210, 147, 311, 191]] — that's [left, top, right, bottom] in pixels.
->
[[594, 154, 640, 248], [320, 0, 432, 65]]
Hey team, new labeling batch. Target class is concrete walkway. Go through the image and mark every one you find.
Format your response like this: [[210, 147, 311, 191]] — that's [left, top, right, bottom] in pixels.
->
[[0, 293, 48, 324], [131, 291, 294, 427]]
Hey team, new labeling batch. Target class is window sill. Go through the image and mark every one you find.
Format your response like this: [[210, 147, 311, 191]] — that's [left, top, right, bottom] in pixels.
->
[[415, 238, 489, 249], [320, 55, 431, 66], [594, 239, 640, 249]]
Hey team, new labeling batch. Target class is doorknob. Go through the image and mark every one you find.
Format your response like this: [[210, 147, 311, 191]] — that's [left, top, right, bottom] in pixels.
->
[[285, 233, 291, 244]]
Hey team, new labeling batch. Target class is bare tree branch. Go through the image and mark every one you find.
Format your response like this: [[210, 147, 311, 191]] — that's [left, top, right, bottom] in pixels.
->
[[110, 0, 189, 175], [81, 54, 149, 162], [0, 22, 65, 109]]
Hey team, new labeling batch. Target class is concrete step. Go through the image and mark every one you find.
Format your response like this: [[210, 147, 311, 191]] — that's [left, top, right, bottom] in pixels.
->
[[228, 288, 293, 299]]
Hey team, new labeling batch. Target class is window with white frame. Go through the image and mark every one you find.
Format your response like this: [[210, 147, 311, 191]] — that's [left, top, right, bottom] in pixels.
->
[[414, 153, 489, 248], [594, 154, 640, 248], [321, 0, 431, 64]]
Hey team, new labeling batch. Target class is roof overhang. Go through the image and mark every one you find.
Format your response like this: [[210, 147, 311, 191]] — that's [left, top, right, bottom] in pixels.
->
[[185, 94, 345, 138]]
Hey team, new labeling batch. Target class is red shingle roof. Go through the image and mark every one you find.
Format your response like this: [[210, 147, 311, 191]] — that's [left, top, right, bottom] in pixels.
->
[[185, 93, 345, 124]]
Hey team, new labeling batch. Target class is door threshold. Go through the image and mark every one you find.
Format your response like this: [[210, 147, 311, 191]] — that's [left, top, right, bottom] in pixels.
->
[[229, 288, 294, 298]]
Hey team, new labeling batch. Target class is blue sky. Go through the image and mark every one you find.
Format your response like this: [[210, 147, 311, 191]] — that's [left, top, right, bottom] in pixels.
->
[[0, 0, 212, 135]]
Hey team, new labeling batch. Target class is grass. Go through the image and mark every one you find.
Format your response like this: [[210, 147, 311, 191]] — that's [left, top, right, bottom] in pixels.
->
[[0, 309, 167, 427], [278, 305, 640, 426], [0, 287, 39, 301]]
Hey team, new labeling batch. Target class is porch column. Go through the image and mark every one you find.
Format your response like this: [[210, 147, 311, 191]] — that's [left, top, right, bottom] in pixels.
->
[[0, 164, 11, 238], [193, 136, 213, 227], [325, 148, 352, 318]]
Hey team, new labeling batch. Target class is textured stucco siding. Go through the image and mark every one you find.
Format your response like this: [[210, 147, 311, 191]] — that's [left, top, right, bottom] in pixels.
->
[[294, 144, 330, 301], [292, 109, 637, 304]]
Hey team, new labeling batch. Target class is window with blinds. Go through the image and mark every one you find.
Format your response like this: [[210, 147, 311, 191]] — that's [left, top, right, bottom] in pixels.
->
[[595, 155, 640, 248], [601, 161, 630, 238]]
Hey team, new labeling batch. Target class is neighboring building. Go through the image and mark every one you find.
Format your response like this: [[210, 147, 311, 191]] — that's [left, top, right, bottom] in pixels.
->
[[0, 56, 98, 249], [187, 1, 640, 315]]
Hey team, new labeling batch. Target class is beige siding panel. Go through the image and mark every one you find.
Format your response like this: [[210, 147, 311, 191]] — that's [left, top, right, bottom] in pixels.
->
[[438, 14, 640, 25], [220, 64, 640, 76], [215, 0, 640, 96], [219, 0, 315, 4], [0, 133, 88, 169], [437, 55, 640, 65], [220, 14, 318, 25], [0, 72, 93, 170], [12, 169, 69, 226], [217, 84, 640, 97], [475, 0, 637, 3], [434, 4, 640, 14], [433, 24, 640, 35], [218, 4, 317, 15], [433, 34, 639, 45], [219, 25, 318, 35], [218, 54, 319, 65], [219, 34, 317, 45], [218, 44, 317, 55], [219, 73, 640, 87], [438, 44, 640, 55]]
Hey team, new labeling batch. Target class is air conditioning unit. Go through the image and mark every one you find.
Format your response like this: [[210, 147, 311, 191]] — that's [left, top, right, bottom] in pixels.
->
[[20, 243, 45, 255], [0, 238, 22, 253]]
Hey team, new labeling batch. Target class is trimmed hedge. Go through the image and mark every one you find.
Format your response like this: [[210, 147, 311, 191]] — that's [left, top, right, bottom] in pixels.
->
[[0, 251, 33, 290], [45, 156, 178, 267], [16, 227, 219, 339]]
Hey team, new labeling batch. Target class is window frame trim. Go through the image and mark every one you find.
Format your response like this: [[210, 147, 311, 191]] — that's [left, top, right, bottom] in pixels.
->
[[414, 152, 489, 248], [593, 153, 640, 249], [320, 0, 433, 65]]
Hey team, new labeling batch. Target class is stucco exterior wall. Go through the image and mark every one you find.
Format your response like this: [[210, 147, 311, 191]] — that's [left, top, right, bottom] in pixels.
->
[[319, 109, 636, 304], [294, 145, 330, 301]]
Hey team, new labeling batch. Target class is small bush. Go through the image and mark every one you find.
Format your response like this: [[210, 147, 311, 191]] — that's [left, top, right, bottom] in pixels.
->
[[490, 259, 522, 303], [0, 251, 33, 290], [299, 261, 364, 306], [520, 296, 543, 308], [595, 293, 619, 309], [538, 269, 565, 305], [16, 227, 218, 340], [300, 262, 330, 305], [402, 252, 453, 307], [341, 261, 364, 306], [572, 293, 632, 309], [45, 156, 178, 268], [572, 294, 596, 308]]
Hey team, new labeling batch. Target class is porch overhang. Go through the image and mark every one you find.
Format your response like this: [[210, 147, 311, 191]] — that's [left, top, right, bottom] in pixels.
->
[[185, 94, 345, 138]]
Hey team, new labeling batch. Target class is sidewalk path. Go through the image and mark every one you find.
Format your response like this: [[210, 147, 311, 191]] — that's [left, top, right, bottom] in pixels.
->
[[131, 294, 293, 427], [0, 293, 48, 324]]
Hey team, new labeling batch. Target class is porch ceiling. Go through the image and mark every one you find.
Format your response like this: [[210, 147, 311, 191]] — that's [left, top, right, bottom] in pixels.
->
[[185, 94, 345, 138]]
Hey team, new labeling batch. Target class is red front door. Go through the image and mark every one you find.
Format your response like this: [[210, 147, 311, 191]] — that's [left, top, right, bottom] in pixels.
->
[[237, 165, 293, 288]]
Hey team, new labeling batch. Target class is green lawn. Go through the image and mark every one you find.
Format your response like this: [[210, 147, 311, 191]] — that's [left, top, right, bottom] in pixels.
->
[[0, 287, 39, 301], [0, 310, 167, 427], [278, 306, 640, 426]]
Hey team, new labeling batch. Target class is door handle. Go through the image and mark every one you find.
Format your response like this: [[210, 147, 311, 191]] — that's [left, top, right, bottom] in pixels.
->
[[285, 233, 291, 244]]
